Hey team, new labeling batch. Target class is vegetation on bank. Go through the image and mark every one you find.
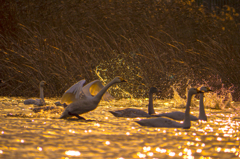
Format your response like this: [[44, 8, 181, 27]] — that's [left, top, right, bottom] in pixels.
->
[[0, 0, 239, 103]]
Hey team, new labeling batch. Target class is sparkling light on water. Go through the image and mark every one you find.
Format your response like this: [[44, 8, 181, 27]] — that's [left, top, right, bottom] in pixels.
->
[[217, 137, 222, 141], [169, 152, 175, 157], [147, 152, 153, 156], [216, 147, 221, 152], [0, 97, 239, 158], [137, 152, 146, 158], [65, 150, 81, 156], [37, 147, 42, 151], [196, 149, 202, 153], [69, 129, 75, 133], [143, 146, 151, 152]]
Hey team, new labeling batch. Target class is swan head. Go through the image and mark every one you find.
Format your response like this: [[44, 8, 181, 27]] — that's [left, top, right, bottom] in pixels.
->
[[39, 81, 47, 87], [200, 86, 212, 92], [149, 87, 160, 94], [188, 88, 204, 95], [114, 77, 127, 83]]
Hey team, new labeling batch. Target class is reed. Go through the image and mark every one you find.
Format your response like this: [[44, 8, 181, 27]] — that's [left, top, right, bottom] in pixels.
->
[[0, 0, 239, 102]]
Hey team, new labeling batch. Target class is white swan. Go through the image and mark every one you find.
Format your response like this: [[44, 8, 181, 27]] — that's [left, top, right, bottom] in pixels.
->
[[24, 81, 47, 106], [154, 86, 212, 121], [135, 88, 203, 129], [60, 79, 114, 105], [109, 87, 161, 117], [59, 77, 126, 119]]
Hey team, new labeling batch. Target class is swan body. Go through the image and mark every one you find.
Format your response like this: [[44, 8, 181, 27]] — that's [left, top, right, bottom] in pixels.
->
[[59, 77, 126, 119], [24, 81, 47, 106], [154, 111, 198, 121], [61, 79, 114, 105], [109, 87, 160, 118], [153, 86, 212, 121], [135, 88, 203, 129]]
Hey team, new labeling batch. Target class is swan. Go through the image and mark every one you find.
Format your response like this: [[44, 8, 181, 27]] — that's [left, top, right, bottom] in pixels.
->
[[59, 77, 127, 119], [154, 86, 212, 121], [24, 81, 47, 106], [135, 88, 203, 129], [60, 79, 114, 105], [109, 87, 161, 117], [198, 86, 212, 121]]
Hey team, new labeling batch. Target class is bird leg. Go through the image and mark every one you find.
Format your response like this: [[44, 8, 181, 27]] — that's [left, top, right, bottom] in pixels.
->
[[68, 112, 86, 120]]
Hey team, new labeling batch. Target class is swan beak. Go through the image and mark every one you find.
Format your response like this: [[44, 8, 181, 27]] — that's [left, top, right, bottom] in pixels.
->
[[120, 78, 127, 82], [207, 87, 212, 92], [197, 89, 204, 93], [122, 79, 127, 82]]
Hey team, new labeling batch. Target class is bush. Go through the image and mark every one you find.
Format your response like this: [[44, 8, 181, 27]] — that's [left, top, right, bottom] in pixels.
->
[[0, 0, 239, 101]]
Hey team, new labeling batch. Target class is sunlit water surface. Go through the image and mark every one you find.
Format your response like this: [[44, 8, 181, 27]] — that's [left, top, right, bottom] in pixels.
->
[[0, 97, 239, 159]]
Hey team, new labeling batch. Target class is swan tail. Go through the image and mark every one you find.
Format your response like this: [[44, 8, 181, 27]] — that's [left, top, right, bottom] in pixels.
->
[[189, 115, 198, 121], [59, 110, 69, 119], [109, 111, 121, 117]]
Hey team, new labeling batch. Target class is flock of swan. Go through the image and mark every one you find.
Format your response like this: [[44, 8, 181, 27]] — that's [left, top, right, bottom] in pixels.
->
[[23, 77, 212, 129]]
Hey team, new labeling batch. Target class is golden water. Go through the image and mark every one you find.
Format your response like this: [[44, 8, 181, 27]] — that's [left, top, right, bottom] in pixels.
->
[[0, 97, 239, 159]]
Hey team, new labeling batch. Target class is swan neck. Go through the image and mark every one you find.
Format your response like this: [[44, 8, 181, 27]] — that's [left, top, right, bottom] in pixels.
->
[[94, 80, 117, 102], [183, 92, 193, 128], [40, 85, 44, 102], [199, 93, 207, 120], [148, 92, 155, 115]]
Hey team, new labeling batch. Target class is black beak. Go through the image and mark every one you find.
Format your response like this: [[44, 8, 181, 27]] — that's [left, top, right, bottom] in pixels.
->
[[122, 79, 127, 82]]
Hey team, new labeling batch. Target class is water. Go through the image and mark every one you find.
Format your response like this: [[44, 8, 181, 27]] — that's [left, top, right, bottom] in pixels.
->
[[0, 97, 239, 159]]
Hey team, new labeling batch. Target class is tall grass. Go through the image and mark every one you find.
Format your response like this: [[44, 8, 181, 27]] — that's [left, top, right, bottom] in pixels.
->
[[0, 0, 239, 101]]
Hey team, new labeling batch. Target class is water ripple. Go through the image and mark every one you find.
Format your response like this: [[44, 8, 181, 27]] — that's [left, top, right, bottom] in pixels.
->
[[0, 97, 239, 158]]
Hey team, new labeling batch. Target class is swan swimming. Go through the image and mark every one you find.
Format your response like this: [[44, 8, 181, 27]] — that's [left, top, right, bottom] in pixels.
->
[[109, 87, 161, 117], [60, 79, 115, 105], [24, 81, 47, 106], [198, 86, 212, 121], [59, 77, 127, 119], [135, 88, 203, 129], [154, 86, 212, 121]]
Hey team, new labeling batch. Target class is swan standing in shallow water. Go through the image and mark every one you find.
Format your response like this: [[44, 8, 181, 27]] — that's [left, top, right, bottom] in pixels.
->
[[154, 86, 212, 121], [109, 87, 161, 117], [60, 79, 114, 105], [24, 81, 47, 106], [59, 77, 126, 119], [135, 88, 203, 129]]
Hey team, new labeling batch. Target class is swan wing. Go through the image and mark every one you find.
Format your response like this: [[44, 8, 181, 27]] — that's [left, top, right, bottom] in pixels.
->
[[82, 80, 114, 101], [61, 80, 86, 104]]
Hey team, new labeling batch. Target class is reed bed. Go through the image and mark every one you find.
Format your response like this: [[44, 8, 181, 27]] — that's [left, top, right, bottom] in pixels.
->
[[0, 0, 239, 103]]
